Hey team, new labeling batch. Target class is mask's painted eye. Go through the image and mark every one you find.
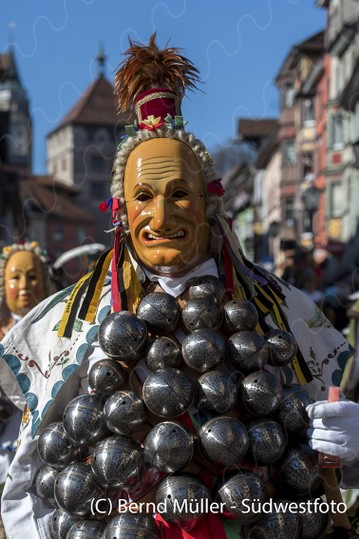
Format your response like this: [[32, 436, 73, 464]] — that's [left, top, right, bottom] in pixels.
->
[[172, 189, 188, 199], [136, 192, 152, 202]]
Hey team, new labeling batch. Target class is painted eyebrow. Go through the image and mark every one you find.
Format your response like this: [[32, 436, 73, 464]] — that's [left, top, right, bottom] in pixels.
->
[[132, 179, 189, 192]]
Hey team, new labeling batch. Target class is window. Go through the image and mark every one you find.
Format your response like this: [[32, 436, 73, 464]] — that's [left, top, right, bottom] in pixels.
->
[[283, 197, 295, 223], [303, 152, 314, 181], [282, 82, 295, 108], [302, 99, 315, 125], [78, 227, 87, 242], [329, 181, 344, 218], [328, 113, 344, 149], [53, 225, 64, 242], [282, 140, 296, 166], [90, 181, 106, 200]]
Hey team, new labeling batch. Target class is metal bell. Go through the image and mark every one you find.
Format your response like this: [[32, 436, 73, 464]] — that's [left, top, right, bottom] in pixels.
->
[[142, 368, 194, 418], [63, 394, 109, 447], [37, 421, 79, 469], [182, 329, 225, 373], [195, 370, 238, 413], [54, 462, 103, 517], [181, 297, 222, 331], [240, 371, 283, 416], [218, 472, 268, 525], [199, 417, 249, 466], [34, 465, 58, 509], [103, 390, 147, 436], [246, 419, 287, 465], [275, 384, 312, 434], [145, 336, 182, 371], [227, 330, 269, 373], [301, 499, 329, 539], [243, 506, 302, 539], [50, 509, 80, 539], [102, 513, 159, 539], [91, 434, 145, 490], [187, 275, 227, 304], [144, 421, 194, 474], [137, 292, 181, 334], [155, 475, 211, 530], [88, 358, 127, 396], [66, 520, 106, 539], [98, 311, 148, 361], [270, 444, 322, 497], [265, 329, 297, 367], [223, 299, 258, 333]]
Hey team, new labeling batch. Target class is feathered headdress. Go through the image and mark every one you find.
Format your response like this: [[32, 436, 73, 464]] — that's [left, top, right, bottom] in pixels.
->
[[114, 33, 201, 129]]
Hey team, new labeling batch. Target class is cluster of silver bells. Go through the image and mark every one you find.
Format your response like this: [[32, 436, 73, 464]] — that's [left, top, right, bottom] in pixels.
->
[[34, 275, 325, 539]]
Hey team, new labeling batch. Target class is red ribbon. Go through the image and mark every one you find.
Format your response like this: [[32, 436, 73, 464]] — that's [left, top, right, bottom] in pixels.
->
[[111, 226, 122, 312], [207, 180, 225, 197], [155, 512, 228, 539]]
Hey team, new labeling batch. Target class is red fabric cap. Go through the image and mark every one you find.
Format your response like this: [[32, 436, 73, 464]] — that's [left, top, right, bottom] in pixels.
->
[[135, 87, 180, 125]]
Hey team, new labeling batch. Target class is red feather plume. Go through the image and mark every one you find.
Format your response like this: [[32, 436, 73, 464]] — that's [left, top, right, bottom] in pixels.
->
[[114, 33, 201, 114]]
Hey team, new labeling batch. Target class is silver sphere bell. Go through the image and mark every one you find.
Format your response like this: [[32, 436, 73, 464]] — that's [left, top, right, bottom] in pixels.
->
[[66, 519, 106, 539], [227, 330, 269, 373], [145, 336, 182, 371], [275, 384, 312, 434], [270, 444, 322, 497], [144, 421, 194, 474], [240, 371, 283, 416], [155, 475, 211, 530], [50, 509, 79, 539], [37, 421, 79, 469], [301, 499, 329, 539], [103, 390, 147, 436], [98, 311, 147, 361], [142, 368, 194, 418], [265, 329, 297, 367], [199, 417, 249, 466], [137, 292, 180, 334], [91, 434, 145, 490], [54, 462, 103, 517], [243, 505, 302, 539], [182, 329, 225, 373], [181, 297, 222, 331], [63, 394, 109, 447], [223, 299, 258, 333], [34, 465, 58, 508], [246, 419, 287, 465], [187, 275, 226, 304], [102, 513, 159, 539], [88, 358, 127, 396], [195, 370, 238, 413], [218, 472, 268, 525]]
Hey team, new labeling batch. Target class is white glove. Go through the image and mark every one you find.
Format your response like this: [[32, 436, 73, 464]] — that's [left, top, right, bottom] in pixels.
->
[[306, 399, 359, 466]]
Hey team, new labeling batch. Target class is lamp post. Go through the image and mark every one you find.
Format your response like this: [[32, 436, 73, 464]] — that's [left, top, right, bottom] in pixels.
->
[[302, 184, 320, 235]]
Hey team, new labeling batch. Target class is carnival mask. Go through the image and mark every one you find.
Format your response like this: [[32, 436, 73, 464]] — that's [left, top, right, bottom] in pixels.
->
[[4, 250, 46, 316], [124, 138, 211, 276]]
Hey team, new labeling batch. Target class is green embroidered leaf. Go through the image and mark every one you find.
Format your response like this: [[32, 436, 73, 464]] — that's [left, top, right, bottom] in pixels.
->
[[52, 321, 60, 331], [73, 320, 84, 332]]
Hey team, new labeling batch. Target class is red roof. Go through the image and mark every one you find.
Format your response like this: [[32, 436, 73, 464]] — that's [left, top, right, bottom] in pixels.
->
[[20, 178, 92, 222], [50, 76, 130, 133], [238, 118, 278, 139]]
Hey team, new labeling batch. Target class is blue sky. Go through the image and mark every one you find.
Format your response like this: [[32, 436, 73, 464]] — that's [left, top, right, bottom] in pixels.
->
[[1, 0, 326, 174]]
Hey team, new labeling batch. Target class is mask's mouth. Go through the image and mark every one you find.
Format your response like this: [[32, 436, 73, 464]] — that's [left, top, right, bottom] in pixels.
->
[[143, 229, 187, 242]]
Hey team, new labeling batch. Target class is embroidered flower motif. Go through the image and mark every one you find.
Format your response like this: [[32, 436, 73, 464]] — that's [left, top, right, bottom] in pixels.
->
[[139, 115, 164, 130]]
